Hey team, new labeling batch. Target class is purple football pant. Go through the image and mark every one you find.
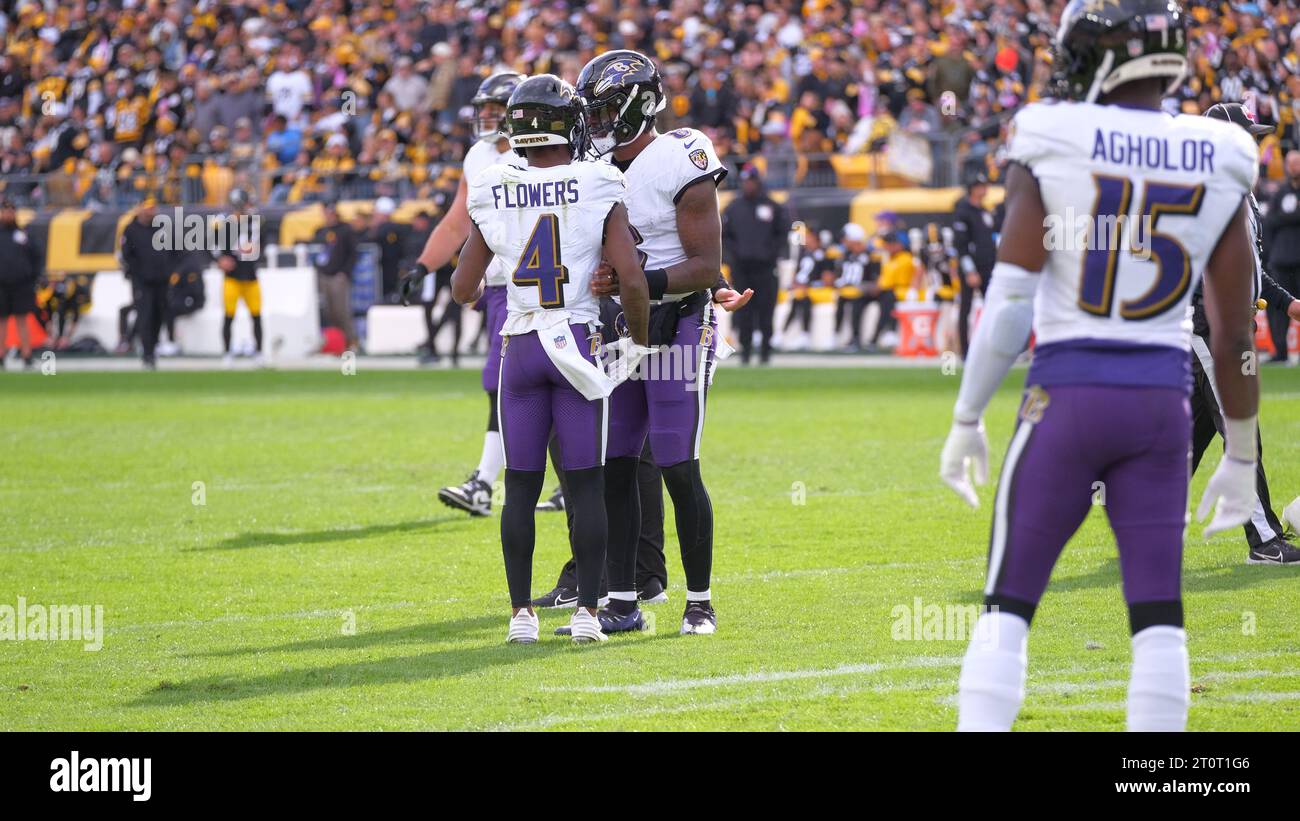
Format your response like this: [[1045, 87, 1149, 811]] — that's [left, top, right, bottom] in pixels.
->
[[480, 285, 508, 394], [986, 384, 1190, 607], [498, 325, 607, 472], [607, 302, 718, 467]]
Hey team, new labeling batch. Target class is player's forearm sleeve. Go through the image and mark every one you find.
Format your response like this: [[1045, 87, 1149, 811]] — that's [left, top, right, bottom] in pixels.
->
[[953, 262, 1039, 423], [1260, 271, 1294, 312], [1223, 414, 1258, 462]]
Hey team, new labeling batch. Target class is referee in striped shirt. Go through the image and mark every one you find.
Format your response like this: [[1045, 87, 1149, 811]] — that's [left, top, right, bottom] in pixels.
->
[[1190, 102, 1300, 564]]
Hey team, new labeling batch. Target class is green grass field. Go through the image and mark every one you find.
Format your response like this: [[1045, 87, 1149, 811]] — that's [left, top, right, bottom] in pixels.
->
[[3, 365, 1299, 731]]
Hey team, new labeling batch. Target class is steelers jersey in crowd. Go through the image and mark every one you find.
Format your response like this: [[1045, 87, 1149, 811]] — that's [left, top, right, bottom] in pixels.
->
[[835, 247, 878, 299]]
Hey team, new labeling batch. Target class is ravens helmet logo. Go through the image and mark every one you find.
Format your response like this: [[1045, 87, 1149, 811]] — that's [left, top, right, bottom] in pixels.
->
[[593, 59, 645, 96]]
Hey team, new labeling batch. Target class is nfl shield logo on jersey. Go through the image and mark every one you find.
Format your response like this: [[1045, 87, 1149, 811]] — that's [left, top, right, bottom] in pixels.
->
[[553, 334, 568, 349], [689, 148, 708, 170]]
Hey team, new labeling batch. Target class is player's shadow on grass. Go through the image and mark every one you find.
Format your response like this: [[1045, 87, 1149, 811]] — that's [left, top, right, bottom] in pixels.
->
[[1052, 556, 1284, 595], [132, 612, 617, 706], [193, 517, 461, 551], [188, 614, 505, 658]]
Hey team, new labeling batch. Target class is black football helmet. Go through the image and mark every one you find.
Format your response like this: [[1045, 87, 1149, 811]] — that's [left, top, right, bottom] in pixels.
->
[[470, 71, 525, 141], [504, 74, 586, 159], [575, 50, 665, 156], [1053, 0, 1187, 103]]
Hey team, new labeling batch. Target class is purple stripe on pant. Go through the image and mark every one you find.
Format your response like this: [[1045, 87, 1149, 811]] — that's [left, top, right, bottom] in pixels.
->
[[607, 302, 717, 467], [480, 285, 508, 394], [987, 384, 1190, 607], [498, 325, 606, 472]]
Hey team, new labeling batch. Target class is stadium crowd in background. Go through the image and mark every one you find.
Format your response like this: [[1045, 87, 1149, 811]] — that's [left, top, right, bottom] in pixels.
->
[[0, 0, 1297, 209]]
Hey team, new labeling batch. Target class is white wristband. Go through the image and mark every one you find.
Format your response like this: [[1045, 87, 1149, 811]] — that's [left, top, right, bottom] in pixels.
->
[[1222, 415, 1258, 462]]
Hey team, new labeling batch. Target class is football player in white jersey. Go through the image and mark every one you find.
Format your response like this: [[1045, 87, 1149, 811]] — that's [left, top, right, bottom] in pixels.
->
[[938, 0, 1260, 731], [451, 75, 650, 644], [399, 72, 526, 518], [547, 50, 733, 637]]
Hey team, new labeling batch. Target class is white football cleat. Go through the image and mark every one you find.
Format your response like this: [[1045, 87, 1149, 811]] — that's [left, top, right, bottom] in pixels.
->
[[506, 609, 539, 644], [438, 474, 492, 517], [569, 609, 607, 643]]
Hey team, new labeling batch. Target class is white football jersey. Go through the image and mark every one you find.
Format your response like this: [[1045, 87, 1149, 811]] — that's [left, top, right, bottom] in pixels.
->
[[467, 160, 626, 332], [619, 128, 727, 301], [463, 138, 526, 287], [1010, 100, 1258, 353]]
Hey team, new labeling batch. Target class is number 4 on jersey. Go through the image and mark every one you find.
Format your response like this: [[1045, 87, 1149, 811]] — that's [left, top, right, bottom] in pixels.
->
[[512, 213, 569, 308]]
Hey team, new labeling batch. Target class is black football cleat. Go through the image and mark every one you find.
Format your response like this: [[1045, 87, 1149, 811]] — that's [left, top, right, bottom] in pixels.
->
[[638, 577, 668, 604], [1248, 537, 1300, 565], [531, 586, 579, 609]]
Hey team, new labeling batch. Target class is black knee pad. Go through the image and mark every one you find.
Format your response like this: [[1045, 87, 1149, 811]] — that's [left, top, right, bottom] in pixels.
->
[[487, 391, 499, 432], [1128, 600, 1183, 635]]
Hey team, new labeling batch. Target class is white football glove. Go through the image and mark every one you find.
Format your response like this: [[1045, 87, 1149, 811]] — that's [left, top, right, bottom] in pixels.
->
[[603, 336, 653, 386], [940, 420, 989, 509], [1197, 455, 1257, 538]]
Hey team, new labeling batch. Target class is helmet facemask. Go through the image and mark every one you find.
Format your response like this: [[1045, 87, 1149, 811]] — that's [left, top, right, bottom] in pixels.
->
[[582, 84, 665, 157], [472, 100, 508, 142]]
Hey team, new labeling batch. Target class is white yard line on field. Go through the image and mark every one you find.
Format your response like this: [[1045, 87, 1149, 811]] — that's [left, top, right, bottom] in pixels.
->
[[1212, 691, 1300, 703], [541, 652, 1298, 699], [516, 666, 1300, 730], [542, 656, 960, 696]]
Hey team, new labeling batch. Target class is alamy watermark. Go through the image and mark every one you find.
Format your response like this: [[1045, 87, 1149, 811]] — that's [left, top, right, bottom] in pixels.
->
[[891, 597, 999, 642], [1043, 208, 1154, 260], [150, 207, 261, 261], [0, 596, 103, 651], [50, 751, 151, 801]]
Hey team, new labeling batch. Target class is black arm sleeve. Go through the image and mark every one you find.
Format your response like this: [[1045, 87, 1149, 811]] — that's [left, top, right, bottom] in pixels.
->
[[951, 203, 974, 271], [1261, 270, 1295, 312], [119, 228, 136, 276]]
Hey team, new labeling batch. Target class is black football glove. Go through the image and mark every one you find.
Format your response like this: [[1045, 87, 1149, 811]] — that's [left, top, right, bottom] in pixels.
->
[[399, 263, 430, 306]]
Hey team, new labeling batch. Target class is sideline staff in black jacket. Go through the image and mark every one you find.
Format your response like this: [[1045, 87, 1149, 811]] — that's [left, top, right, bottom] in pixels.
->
[[1263, 150, 1300, 355], [952, 174, 998, 356], [721, 166, 791, 365], [1191, 103, 1300, 564], [315, 201, 359, 351], [0, 197, 42, 369], [119, 198, 182, 369]]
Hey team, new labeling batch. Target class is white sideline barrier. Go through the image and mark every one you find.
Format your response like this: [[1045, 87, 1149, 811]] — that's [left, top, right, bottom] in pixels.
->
[[362, 297, 886, 356], [78, 267, 322, 359], [770, 300, 881, 351], [80, 267, 876, 358], [365, 291, 486, 355]]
